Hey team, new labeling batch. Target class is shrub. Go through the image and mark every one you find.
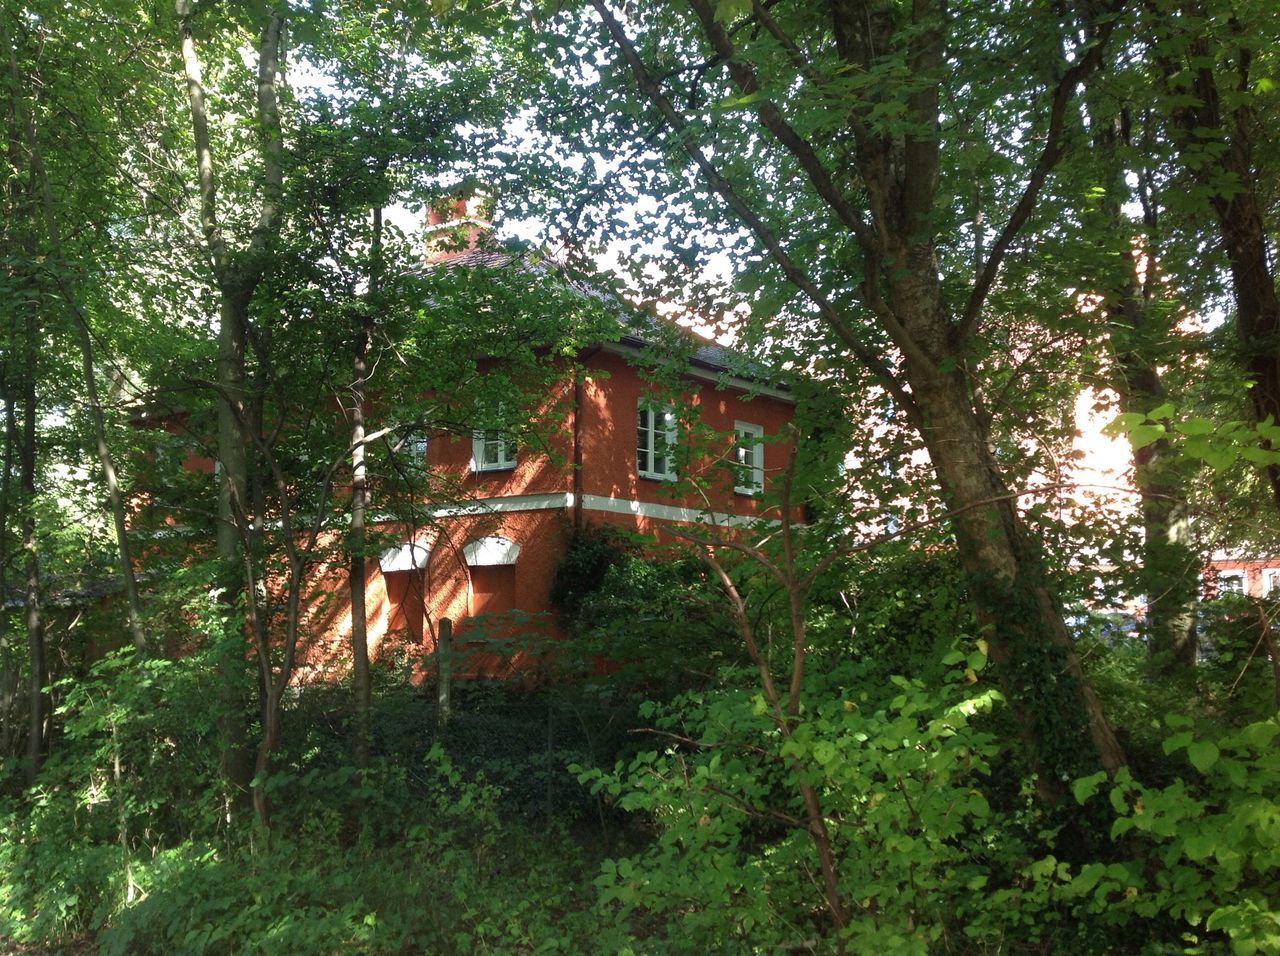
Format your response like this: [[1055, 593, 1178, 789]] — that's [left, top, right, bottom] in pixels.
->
[[580, 653, 1014, 953]]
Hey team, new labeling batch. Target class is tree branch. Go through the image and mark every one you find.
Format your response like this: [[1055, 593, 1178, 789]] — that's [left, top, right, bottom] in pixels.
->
[[247, 11, 284, 258], [175, 0, 225, 278], [954, 0, 1126, 344], [588, 0, 921, 425]]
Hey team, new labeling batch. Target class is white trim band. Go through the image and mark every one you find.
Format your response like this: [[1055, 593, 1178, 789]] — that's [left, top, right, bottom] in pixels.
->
[[579, 493, 769, 528], [374, 490, 774, 528]]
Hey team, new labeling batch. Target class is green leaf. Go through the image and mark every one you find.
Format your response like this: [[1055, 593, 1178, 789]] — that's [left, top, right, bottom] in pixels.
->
[[1128, 423, 1166, 449], [1175, 417, 1215, 436], [1240, 446, 1280, 466], [1237, 720, 1280, 750], [713, 0, 750, 22], [1162, 731, 1193, 755], [1069, 862, 1106, 895], [1187, 741, 1219, 773], [1202, 446, 1238, 471], [1104, 412, 1148, 436], [1109, 786, 1129, 815], [1073, 771, 1107, 805], [1183, 832, 1216, 861]]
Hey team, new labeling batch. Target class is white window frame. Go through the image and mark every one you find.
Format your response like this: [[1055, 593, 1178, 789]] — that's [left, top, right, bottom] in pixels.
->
[[637, 403, 678, 481], [402, 432, 429, 468], [1263, 568, 1280, 597], [733, 421, 765, 495], [1216, 570, 1247, 596], [471, 429, 516, 473]]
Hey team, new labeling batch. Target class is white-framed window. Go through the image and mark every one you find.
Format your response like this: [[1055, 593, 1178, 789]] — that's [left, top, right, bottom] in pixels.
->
[[733, 421, 764, 495], [1263, 568, 1280, 597], [1216, 570, 1247, 596], [637, 403, 677, 481], [471, 430, 516, 472], [400, 432, 429, 469]]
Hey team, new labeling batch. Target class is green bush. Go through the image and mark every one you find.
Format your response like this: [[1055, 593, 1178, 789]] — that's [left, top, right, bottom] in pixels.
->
[[98, 747, 603, 955], [1066, 716, 1280, 954], [579, 652, 1016, 953]]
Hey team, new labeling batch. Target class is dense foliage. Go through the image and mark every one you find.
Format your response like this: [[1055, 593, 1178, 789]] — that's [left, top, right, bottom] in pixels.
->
[[2, 0, 1279, 952]]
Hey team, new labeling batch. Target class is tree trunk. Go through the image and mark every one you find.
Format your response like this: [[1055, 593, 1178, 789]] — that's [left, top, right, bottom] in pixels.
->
[[1117, 367, 1199, 674], [1212, 182, 1280, 507], [908, 362, 1127, 797], [17, 69, 148, 656], [75, 316, 149, 657], [591, 0, 1128, 795], [5, 36, 47, 784], [349, 316, 372, 772], [252, 687, 281, 829], [349, 206, 381, 771], [1155, 12, 1280, 507], [216, 290, 257, 805], [21, 294, 45, 786], [177, 1, 285, 810], [1089, 105, 1199, 675], [832, 0, 1126, 792], [0, 395, 15, 760]]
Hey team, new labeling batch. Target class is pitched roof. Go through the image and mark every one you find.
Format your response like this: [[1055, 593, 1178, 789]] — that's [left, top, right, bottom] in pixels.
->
[[420, 243, 788, 390]]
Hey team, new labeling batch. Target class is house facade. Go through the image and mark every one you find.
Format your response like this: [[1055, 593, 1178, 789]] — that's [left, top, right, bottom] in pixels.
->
[[291, 332, 797, 682]]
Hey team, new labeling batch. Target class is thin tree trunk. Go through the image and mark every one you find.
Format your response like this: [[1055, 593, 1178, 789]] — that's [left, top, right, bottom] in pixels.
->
[[348, 207, 380, 772], [111, 719, 138, 902], [177, 0, 285, 810], [1154, 9, 1280, 507], [696, 484, 851, 941], [1263, 610, 1280, 715], [16, 62, 147, 655], [21, 284, 44, 787], [252, 687, 281, 828], [0, 31, 18, 760], [4, 38, 47, 786], [1121, 377, 1198, 673], [1088, 102, 1198, 674], [0, 396, 15, 760]]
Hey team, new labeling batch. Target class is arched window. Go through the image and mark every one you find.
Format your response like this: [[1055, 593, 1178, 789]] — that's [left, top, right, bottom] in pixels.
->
[[378, 541, 429, 573], [462, 535, 520, 567]]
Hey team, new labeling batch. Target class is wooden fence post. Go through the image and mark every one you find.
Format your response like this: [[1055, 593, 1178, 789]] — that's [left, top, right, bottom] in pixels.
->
[[437, 617, 451, 727]]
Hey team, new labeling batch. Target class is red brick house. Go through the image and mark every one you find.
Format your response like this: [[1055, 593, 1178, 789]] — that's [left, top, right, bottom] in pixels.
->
[[127, 200, 798, 683], [290, 238, 798, 681]]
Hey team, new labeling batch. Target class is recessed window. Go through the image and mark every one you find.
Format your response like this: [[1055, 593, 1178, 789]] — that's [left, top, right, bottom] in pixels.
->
[[472, 430, 516, 472], [470, 565, 516, 617], [401, 432, 429, 470], [464, 536, 519, 620], [1263, 569, 1280, 597], [1216, 570, 1246, 596], [733, 421, 764, 495], [637, 403, 677, 481]]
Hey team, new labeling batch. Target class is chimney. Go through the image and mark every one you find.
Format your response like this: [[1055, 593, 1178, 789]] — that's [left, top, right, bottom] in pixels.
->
[[425, 191, 493, 263]]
